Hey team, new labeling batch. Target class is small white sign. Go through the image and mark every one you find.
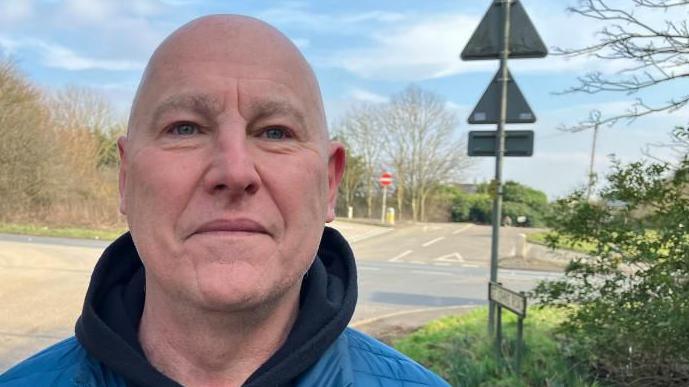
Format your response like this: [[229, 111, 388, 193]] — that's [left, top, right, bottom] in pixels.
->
[[489, 282, 527, 316]]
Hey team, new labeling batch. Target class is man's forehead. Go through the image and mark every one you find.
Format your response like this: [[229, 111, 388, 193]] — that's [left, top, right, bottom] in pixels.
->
[[129, 15, 325, 131], [150, 92, 308, 129], [149, 16, 310, 78]]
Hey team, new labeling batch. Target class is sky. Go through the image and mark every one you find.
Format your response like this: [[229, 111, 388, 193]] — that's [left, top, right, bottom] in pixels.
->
[[1, 0, 687, 199]]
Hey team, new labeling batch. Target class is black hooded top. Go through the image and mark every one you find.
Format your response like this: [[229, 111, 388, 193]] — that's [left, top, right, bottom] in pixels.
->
[[74, 227, 357, 387]]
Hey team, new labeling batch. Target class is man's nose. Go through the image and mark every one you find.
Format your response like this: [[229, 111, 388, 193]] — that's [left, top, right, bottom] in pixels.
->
[[203, 128, 260, 198]]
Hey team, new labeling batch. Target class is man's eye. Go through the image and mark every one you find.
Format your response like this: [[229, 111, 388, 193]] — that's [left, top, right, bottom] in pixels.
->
[[263, 127, 289, 140], [169, 123, 199, 136]]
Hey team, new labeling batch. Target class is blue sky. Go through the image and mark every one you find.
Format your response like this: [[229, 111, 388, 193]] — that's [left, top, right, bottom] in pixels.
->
[[1, 0, 687, 199]]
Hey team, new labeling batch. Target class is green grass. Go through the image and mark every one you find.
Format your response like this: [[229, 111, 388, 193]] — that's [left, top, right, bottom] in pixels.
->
[[527, 231, 596, 254], [0, 223, 126, 240], [394, 306, 598, 387]]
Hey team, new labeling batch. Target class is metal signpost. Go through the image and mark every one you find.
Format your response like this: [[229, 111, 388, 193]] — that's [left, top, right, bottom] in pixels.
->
[[379, 172, 393, 224], [489, 282, 527, 370], [461, 0, 547, 336]]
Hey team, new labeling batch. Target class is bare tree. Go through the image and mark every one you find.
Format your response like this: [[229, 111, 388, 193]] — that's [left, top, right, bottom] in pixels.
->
[[0, 60, 55, 220], [334, 103, 383, 218], [382, 85, 472, 222], [557, 0, 689, 131], [642, 123, 689, 163], [46, 86, 126, 226]]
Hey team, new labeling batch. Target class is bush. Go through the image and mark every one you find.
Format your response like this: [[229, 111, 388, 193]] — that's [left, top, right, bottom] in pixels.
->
[[451, 181, 550, 227], [394, 307, 596, 386], [534, 159, 689, 386], [452, 192, 493, 223], [0, 61, 56, 220]]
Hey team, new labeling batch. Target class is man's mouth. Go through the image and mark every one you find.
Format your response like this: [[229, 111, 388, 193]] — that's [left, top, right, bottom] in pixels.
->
[[194, 218, 269, 236]]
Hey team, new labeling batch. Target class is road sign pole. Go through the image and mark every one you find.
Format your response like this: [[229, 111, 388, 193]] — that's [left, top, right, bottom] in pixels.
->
[[587, 120, 600, 201], [489, 0, 512, 336], [380, 185, 387, 224]]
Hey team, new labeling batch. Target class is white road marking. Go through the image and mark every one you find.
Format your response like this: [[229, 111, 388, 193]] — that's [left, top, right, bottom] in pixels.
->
[[411, 260, 426, 265], [411, 270, 453, 276], [349, 228, 394, 243], [462, 264, 480, 268], [433, 252, 465, 263], [388, 249, 413, 262], [433, 263, 451, 267], [452, 224, 474, 235], [422, 236, 445, 247], [359, 266, 381, 271]]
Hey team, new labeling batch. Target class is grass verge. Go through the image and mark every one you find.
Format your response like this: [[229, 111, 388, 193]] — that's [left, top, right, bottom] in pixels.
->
[[394, 306, 598, 386], [0, 223, 125, 241], [527, 231, 596, 254]]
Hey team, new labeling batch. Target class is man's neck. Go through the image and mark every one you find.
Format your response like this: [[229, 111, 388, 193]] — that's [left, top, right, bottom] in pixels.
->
[[138, 284, 300, 387]]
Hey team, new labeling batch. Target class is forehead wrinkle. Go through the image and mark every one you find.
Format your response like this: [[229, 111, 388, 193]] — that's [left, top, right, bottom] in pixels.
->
[[150, 93, 223, 127]]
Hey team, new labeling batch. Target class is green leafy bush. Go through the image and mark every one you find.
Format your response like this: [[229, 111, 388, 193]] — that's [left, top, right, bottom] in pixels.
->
[[451, 181, 550, 226], [534, 159, 689, 386]]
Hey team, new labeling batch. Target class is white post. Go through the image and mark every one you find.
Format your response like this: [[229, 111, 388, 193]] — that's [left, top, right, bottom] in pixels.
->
[[515, 233, 527, 260]]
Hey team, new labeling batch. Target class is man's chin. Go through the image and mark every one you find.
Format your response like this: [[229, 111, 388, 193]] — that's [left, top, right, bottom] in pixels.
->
[[192, 265, 296, 313], [185, 235, 274, 264]]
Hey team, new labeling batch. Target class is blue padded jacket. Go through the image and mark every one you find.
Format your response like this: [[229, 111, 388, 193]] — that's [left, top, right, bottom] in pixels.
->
[[0, 328, 449, 386]]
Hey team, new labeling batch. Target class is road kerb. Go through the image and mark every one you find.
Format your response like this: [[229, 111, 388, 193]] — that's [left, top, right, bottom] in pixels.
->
[[350, 305, 477, 329]]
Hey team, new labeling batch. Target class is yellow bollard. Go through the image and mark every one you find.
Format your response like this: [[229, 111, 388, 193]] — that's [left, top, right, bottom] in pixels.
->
[[386, 207, 395, 225]]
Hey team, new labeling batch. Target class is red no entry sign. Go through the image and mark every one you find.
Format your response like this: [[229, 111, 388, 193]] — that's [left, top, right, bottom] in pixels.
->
[[379, 172, 393, 187]]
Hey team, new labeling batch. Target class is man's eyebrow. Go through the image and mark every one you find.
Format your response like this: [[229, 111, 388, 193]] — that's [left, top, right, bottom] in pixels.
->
[[150, 94, 222, 125], [250, 100, 308, 131]]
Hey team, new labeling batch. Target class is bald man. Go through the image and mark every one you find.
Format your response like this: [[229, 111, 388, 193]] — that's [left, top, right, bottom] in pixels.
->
[[0, 15, 448, 387]]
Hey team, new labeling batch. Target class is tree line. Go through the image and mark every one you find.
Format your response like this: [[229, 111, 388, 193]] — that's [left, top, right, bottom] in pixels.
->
[[333, 85, 474, 222], [0, 60, 125, 228]]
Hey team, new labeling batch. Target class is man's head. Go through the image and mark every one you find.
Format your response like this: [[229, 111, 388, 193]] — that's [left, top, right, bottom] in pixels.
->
[[118, 15, 345, 311]]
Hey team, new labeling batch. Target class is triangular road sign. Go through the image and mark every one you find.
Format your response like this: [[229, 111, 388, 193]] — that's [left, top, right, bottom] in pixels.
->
[[468, 68, 535, 124], [462, 0, 547, 60]]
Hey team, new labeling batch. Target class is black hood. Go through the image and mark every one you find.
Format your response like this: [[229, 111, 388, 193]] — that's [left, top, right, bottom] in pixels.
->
[[75, 227, 357, 387]]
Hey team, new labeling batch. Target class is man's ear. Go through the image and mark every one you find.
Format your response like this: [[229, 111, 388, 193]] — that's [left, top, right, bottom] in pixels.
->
[[325, 141, 346, 223], [117, 136, 128, 216]]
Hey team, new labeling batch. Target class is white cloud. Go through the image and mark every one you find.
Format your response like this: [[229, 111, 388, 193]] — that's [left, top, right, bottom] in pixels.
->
[[341, 11, 406, 24], [258, 3, 405, 33], [0, 36, 20, 55], [349, 88, 388, 103], [0, 36, 145, 71], [40, 42, 144, 71], [445, 101, 472, 114], [159, 0, 199, 5], [322, 13, 479, 80], [320, 0, 681, 81], [63, 0, 115, 23], [0, 0, 34, 23]]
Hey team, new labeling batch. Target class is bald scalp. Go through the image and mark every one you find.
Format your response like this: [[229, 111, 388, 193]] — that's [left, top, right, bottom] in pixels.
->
[[127, 14, 328, 144]]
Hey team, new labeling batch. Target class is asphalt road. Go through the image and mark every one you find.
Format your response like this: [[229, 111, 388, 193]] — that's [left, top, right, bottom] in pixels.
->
[[0, 222, 560, 371], [348, 222, 559, 321]]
